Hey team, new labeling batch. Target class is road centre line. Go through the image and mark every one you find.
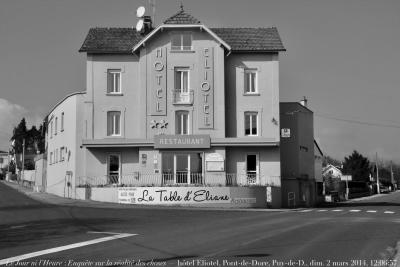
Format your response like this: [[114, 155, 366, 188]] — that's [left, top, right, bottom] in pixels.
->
[[296, 209, 395, 214], [0, 232, 136, 266]]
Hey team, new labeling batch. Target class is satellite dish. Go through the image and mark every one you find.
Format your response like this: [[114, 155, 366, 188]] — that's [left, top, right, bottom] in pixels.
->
[[136, 19, 144, 32], [136, 6, 145, 18]]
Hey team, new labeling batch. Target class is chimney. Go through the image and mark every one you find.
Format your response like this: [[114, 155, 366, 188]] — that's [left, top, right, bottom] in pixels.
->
[[142, 15, 153, 35], [300, 96, 308, 107]]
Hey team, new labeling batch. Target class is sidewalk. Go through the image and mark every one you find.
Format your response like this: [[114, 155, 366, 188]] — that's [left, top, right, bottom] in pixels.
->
[[1, 180, 290, 212], [346, 192, 391, 202], [1, 180, 108, 207]]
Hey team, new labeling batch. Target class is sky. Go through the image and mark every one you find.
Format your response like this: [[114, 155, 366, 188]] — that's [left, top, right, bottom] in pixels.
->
[[0, 0, 399, 162]]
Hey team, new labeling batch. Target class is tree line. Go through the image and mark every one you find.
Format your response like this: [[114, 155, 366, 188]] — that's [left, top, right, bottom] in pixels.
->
[[323, 150, 399, 184], [3, 118, 46, 173]]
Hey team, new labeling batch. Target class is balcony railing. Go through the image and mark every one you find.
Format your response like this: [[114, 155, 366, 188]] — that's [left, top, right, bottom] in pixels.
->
[[77, 173, 281, 188], [173, 89, 193, 105]]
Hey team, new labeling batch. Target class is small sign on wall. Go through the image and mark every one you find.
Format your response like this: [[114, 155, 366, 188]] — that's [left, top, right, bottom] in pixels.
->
[[206, 161, 224, 172], [281, 128, 291, 138], [205, 153, 224, 172], [141, 154, 147, 166]]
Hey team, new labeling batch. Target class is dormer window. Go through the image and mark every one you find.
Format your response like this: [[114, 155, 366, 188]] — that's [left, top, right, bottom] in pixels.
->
[[171, 34, 192, 51]]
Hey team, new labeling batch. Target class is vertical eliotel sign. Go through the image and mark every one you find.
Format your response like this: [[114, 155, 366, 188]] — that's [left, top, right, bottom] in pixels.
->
[[152, 48, 167, 115], [198, 47, 214, 128]]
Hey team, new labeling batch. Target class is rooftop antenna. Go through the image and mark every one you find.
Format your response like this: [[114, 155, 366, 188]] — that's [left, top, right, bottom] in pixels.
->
[[180, 1, 184, 11], [149, 0, 156, 25]]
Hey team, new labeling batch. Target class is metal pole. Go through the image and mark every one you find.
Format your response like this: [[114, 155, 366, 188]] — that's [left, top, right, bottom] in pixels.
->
[[390, 161, 394, 191], [376, 152, 380, 194], [21, 138, 25, 185], [7, 149, 10, 173]]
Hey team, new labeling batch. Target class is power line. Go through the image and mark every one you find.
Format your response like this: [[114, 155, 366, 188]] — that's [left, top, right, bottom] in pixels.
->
[[315, 113, 400, 129]]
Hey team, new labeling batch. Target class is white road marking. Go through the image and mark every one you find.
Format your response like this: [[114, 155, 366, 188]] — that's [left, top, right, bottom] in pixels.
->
[[299, 209, 313, 212], [366, 210, 377, 213], [9, 225, 28, 229], [332, 209, 343, 212], [0, 232, 136, 266], [317, 210, 327, 212], [349, 209, 361, 212], [384, 211, 395, 214]]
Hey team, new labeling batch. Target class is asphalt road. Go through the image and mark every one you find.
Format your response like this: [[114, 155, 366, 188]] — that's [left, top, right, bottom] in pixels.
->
[[1, 182, 400, 267]]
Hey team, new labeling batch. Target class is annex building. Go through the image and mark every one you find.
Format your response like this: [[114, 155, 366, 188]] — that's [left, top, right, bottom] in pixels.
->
[[46, 8, 286, 207]]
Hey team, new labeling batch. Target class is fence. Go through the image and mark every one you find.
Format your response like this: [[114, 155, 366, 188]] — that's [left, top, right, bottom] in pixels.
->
[[77, 172, 281, 188]]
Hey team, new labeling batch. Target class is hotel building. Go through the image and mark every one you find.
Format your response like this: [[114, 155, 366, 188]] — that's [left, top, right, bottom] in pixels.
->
[[47, 8, 286, 207]]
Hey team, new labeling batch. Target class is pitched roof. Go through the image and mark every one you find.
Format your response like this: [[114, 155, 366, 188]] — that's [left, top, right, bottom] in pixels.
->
[[79, 27, 285, 53], [79, 28, 143, 53], [314, 140, 323, 156], [163, 8, 201, 24], [210, 27, 285, 51]]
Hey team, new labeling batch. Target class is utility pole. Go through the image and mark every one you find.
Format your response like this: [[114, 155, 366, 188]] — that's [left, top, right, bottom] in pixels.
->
[[7, 149, 10, 173], [341, 162, 349, 200], [21, 138, 25, 185], [376, 152, 380, 194], [390, 161, 394, 190]]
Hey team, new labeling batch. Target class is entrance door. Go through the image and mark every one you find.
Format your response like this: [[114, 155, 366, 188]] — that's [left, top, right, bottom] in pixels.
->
[[108, 154, 120, 184], [65, 171, 73, 198], [246, 154, 258, 184]]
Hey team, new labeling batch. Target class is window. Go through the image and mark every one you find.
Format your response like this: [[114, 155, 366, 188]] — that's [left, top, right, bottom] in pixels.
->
[[107, 111, 121, 136], [108, 154, 121, 184], [176, 111, 189, 135], [55, 149, 58, 163], [175, 67, 189, 93], [50, 152, 53, 165], [107, 69, 121, 94], [162, 153, 203, 185], [244, 69, 258, 94], [50, 121, 53, 138], [245, 112, 258, 136], [171, 34, 192, 51], [55, 117, 58, 135], [61, 112, 64, 132], [60, 147, 65, 161]]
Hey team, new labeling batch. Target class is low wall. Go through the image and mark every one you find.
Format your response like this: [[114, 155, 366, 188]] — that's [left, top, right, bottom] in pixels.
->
[[21, 170, 36, 182], [76, 186, 280, 208]]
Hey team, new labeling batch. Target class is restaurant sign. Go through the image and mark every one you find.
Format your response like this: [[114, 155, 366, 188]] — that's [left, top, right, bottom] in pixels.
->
[[154, 135, 210, 149], [118, 187, 231, 205]]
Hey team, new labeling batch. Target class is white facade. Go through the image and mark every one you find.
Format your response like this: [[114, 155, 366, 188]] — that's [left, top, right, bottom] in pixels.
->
[[46, 92, 85, 198], [322, 164, 342, 179]]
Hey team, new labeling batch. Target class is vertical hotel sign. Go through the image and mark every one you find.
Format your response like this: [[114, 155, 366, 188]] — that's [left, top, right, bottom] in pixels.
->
[[198, 47, 214, 128], [151, 48, 167, 115]]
